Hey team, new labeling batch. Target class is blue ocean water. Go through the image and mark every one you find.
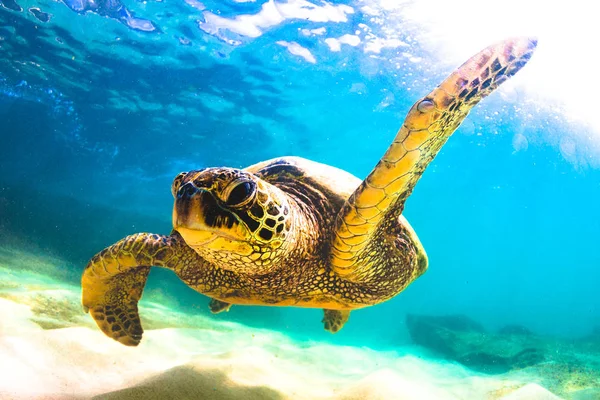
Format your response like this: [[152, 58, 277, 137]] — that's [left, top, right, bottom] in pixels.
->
[[1, 0, 599, 397]]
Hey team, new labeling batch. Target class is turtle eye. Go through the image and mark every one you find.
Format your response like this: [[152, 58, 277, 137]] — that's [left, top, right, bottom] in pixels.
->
[[225, 180, 256, 207]]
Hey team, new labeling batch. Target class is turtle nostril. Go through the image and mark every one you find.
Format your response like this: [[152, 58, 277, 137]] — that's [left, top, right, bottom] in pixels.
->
[[178, 182, 198, 199]]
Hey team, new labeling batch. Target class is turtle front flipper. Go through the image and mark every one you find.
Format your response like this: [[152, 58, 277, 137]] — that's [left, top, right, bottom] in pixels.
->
[[331, 37, 537, 282], [82, 233, 185, 346]]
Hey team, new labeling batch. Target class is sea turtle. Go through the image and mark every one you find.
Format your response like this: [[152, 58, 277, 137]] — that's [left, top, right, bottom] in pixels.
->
[[82, 37, 537, 346]]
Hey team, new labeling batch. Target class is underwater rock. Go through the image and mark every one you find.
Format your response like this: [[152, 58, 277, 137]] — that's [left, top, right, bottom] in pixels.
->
[[406, 314, 600, 396], [406, 314, 545, 374], [498, 324, 534, 336]]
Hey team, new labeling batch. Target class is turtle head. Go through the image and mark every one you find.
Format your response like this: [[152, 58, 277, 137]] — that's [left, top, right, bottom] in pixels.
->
[[171, 168, 294, 275]]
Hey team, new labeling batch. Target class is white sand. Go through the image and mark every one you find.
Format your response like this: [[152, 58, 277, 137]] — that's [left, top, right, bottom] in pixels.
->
[[0, 249, 562, 400]]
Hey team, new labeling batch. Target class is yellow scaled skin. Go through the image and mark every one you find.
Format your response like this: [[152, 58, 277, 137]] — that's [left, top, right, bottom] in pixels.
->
[[82, 38, 537, 346], [331, 38, 538, 281]]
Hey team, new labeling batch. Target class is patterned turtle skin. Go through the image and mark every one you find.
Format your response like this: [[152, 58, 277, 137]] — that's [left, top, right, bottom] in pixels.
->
[[82, 38, 537, 346]]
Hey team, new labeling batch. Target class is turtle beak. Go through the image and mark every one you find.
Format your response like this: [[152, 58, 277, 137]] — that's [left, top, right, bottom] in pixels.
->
[[172, 183, 213, 232], [172, 182, 247, 245]]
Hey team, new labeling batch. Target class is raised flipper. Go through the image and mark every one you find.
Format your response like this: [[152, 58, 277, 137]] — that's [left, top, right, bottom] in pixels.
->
[[331, 38, 537, 282], [81, 232, 198, 346], [322, 309, 350, 333]]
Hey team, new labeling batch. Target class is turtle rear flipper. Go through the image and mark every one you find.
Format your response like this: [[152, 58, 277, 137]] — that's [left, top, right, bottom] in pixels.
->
[[322, 309, 350, 333], [331, 37, 538, 282], [82, 233, 179, 346], [208, 298, 232, 313]]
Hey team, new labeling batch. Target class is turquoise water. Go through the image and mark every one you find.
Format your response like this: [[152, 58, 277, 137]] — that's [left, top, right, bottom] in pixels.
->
[[1, 0, 599, 398]]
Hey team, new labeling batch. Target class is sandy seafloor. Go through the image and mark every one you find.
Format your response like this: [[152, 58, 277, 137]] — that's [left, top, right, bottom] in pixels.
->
[[0, 244, 593, 400]]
